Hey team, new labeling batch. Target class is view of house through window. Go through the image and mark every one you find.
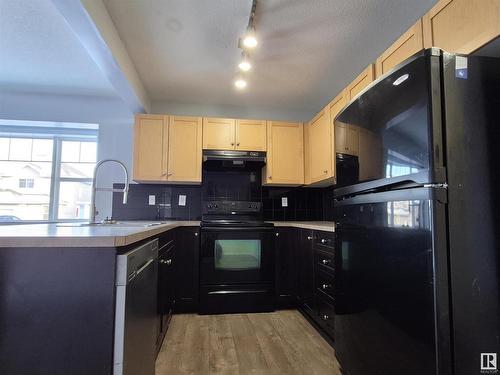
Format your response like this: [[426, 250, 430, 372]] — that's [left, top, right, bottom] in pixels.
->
[[0, 120, 98, 222]]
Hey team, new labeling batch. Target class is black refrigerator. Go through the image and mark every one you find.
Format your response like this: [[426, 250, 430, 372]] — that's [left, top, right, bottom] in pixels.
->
[[333, 48, 500, 375]]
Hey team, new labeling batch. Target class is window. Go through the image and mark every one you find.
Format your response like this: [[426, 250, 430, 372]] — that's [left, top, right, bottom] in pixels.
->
[[0, 120, 98, 222], [19, 178, 35, 188]]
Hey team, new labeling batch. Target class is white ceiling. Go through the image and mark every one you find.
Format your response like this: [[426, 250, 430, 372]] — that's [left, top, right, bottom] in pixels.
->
[[0, 0, 116, 98], [104, 0, 437, 120]]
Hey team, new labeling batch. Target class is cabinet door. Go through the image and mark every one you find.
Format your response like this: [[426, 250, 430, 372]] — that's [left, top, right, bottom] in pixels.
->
[[167, 116, 202, 183], [335, 123, 348, 154], [264, 121, 304, 185], [423, 0, 500, 54], [359, 127, 383, 181], [306, 108, 334, 184], [235, 119, 267, 151], [345, 64, 375, 101], [173, 227, 199, 312], [346, 125, 359, 156], [275, 228, 298, 308], [133, 115, 168, 182], [202, 117, 235, 150], [298, 229, 315, 315], [376, 19, 424, 78]]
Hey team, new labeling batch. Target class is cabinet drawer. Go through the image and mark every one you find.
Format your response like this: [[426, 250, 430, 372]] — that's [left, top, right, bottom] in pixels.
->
[[313, 231, 335, 252], [315, 268, 334, 300], [315, 250, 334, 272], [316, 293, 335, 338]]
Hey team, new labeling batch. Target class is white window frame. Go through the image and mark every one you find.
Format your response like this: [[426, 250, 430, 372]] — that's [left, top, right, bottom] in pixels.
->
[[0, 125, 98, 223]]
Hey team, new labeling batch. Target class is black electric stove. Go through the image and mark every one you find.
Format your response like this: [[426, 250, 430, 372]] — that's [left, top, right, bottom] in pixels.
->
[[201, 200, 274, 228], [199, 200, 275, 314]]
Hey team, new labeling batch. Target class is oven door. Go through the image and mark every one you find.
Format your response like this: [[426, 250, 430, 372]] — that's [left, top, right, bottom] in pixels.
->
[[200, 227, 275, 285]]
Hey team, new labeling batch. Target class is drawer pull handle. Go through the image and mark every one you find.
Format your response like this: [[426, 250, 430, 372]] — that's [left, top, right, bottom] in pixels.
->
[[160, 259, 172, 266], [321, 259, 331, 265]]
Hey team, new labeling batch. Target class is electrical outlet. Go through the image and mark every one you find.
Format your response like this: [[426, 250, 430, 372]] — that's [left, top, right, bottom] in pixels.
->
[[281, 197, 288, 207], [178, 194, 186, 206]]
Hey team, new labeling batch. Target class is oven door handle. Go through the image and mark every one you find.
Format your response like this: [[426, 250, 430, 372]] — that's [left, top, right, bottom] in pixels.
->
[[207, 289, 268, 295], [201, 226, 275, 231]]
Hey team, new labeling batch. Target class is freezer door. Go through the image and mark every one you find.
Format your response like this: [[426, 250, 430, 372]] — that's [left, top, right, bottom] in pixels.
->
[[334, 49, 446, 198], [334, 188, 451, 375]]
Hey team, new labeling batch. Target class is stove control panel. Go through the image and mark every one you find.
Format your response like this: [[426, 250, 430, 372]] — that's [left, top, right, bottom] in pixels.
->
[[203, 200, 261, 214]]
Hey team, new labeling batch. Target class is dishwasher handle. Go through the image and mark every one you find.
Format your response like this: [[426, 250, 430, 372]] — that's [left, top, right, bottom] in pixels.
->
[[128, 258, 155, 282]]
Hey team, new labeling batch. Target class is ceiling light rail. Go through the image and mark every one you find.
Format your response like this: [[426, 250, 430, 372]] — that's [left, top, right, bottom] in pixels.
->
[[234, 0, 258, 90]]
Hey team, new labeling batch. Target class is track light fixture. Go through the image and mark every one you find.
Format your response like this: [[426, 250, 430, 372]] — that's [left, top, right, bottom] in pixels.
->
[[234, 0, 258, 91]]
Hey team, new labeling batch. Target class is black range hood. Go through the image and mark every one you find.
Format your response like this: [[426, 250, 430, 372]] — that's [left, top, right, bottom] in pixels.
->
[[202, 150, 266, 170]]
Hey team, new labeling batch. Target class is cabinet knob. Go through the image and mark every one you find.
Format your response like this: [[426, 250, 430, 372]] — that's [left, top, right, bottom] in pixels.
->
[[321, 238, 327, 244], [307, 236, 313, 240], [323, 170, 328, 174], [237, 142, 240, 146], [194, 232, 198, 237], [322, 259, 331, 265], [231, 142, 235, 146], [268, 176, 272, 180], [322, 314, 330, 321], [322, 284, 331, 290], [160, 259, 172, 265], [275, 232, 279, 237], [167, 172, 173, 176]]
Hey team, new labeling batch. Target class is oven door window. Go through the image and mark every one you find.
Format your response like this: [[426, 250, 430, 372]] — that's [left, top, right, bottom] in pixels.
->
[[215, 240, 261, 271]]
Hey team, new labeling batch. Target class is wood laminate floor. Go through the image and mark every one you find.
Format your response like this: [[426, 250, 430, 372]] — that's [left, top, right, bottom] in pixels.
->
[[155, 309, 341, 375]]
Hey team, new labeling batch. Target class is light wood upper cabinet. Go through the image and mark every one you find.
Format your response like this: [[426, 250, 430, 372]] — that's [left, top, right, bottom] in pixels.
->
[[376, 19, 424, 78], [167, 116, 202, 183], [264, 121, 304, 186], [305, 107, 334, 185], [202, 117, 235, 150], [423, 0, 500, 54], [335, 123, 359, 156], [359, 127, 383, 181], [236, 119, 267, 151], [134, 114, 168, 182], [345, 64, 375, 101], [134, 114, 202, 184]]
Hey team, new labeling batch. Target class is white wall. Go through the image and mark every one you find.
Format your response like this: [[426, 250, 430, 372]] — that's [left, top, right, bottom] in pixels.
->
[[0, 90, 134, 221], [95, 121, 134, 221]]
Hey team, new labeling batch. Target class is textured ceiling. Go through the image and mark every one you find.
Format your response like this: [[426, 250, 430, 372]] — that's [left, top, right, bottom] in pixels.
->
[[104, 0, 437, 120], [0, 0, 116, 98]]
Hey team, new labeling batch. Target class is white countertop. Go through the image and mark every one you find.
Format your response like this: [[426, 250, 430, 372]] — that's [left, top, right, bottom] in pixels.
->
[[270, 221, 335, 232], [0, 221, 200, 248], [0, 220, 334, 248]]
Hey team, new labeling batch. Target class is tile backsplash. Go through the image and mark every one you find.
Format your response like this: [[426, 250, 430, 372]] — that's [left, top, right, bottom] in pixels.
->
[[112, 183, 334, 222]]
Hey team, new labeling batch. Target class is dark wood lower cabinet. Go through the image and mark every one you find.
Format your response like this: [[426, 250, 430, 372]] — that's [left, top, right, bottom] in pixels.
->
[[297, 229, 315, 315], [173, 227, 200, 312], [275, 228, 336, 345], [275, 228, 298, 308]]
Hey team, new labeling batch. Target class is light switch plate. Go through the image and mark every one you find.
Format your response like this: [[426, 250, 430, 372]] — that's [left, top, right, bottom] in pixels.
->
[[178, 194, 187, 206], [281, 197, 288, 207], [148, 195, 156, 205]]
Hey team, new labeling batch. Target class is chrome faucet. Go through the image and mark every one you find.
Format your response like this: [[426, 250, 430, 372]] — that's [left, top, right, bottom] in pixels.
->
[[90, 159, 129, 223]]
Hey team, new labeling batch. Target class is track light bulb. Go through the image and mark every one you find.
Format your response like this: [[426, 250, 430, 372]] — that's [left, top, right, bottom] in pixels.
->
[[238, 53, 252, 72], [242, 26, 258, 48], [234, 77, 247, 89]]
